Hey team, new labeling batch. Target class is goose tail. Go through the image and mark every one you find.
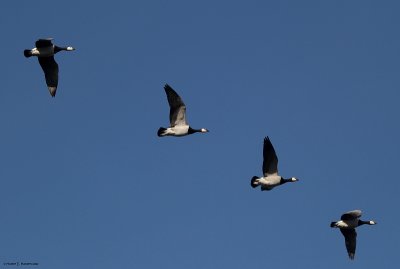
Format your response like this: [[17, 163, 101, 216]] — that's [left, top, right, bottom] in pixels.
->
[[24, 50, 32, 58], [251, 176, 259, 188], [157, 127, 167, 137]]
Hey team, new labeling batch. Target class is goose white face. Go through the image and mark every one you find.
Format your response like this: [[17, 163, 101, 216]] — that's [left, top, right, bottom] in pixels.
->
[[370, 221, 376, 225], [66, 46, 75, 51], [201, 128, 208, 133], [291, 177, 298, 182]]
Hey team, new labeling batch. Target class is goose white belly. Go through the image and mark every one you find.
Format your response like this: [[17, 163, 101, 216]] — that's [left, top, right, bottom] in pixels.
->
[[258, 175, 281, 188], [166, 125, 190, 136]]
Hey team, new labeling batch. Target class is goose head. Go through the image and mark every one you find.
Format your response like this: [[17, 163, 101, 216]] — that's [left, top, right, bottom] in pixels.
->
[[359, 219, 377, 226], [54, 46, 76, 54], [187, 127, 209, 135]]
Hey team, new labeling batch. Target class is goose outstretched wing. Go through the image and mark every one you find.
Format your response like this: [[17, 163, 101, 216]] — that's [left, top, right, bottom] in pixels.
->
[[340, 228, 357, 260], [341, 210, 362, 221], [263, 137, 278, 176], [35, 38, 54, 48], [38, 56, 59, 97], [164, 84, 187, 127]]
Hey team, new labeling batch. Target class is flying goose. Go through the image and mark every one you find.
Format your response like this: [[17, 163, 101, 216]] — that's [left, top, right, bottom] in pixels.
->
[[157, 84, 209, 137], [24, 38, 75, 97], [330, 210, 377, 260], [250, 137, 298, 191]]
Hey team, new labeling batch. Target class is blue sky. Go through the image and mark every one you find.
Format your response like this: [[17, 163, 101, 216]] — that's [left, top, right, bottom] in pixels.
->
[[1, 0, 399, 268]]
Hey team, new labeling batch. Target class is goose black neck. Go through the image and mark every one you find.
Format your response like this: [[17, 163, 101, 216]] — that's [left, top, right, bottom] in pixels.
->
[[358, 220, 370, 226], [280, 177, 291, 185], [54, 46, 67, 53], [188, 127, 201, 134]]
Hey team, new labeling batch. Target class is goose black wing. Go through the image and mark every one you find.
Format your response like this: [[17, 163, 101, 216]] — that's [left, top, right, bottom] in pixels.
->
[[340, 228, 357, 260], [35, 38, 54, 48], [263, 137, 279, 176], [341, 210, 362, 221], [38, 56, 59, 97], [164, 84, 187, 127]]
